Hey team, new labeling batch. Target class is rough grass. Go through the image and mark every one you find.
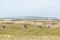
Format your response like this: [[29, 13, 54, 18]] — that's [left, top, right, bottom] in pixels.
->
[[0, 23, 60, 40], [0, 34, 60, 40], [0, 25, 60, 36], [0, 24, 60, 36]]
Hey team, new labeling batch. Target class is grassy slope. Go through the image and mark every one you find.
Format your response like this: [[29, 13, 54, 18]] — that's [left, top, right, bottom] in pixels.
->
[[0, 23, 60, 40], [0, 23, 60, 36]]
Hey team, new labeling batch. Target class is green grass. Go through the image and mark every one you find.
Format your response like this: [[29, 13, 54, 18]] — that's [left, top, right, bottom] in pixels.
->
[[0, 23, 60, 36], [0, 23, 60, 40]]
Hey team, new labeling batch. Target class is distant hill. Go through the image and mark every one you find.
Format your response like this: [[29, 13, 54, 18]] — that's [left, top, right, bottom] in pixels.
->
[[0, 16, 58, 21]]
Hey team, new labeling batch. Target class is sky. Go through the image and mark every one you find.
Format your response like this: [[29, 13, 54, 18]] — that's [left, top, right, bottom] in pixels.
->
[[0, 0, 60, 18]]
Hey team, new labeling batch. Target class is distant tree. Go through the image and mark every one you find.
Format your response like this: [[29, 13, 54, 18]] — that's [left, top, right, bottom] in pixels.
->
[[48, 26, 50, 28], [3, 26, 5, 28], [24, 24, 28, 28], [39, 26, 42, 28]]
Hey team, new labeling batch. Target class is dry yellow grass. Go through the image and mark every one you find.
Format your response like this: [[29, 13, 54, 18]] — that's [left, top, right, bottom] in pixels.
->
[[0, 20, 60, 40], [0, 34, 60, 40]]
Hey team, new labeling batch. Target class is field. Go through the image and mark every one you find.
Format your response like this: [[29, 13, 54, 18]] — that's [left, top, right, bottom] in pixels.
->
[[0, 35, 60, 40], [0, 21, 60, 40]]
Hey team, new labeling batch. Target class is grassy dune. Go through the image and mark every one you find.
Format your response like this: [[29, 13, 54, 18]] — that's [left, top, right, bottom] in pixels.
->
[[0, 35, 60, 40], [0, 23, 60, 36], [0, 23, 60, 40]]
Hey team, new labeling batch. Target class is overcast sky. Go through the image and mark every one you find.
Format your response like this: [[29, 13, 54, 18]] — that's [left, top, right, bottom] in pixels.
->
[[0, 0, 60, 18]]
